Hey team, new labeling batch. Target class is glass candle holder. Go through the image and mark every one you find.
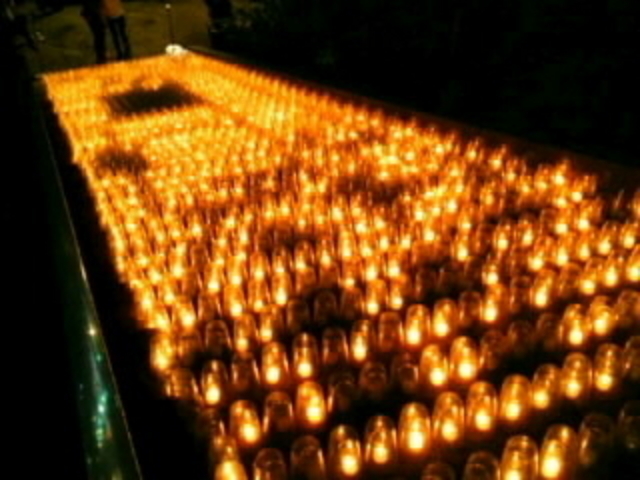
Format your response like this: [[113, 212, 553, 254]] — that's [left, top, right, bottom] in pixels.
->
[[499, 374, 532, 428], [231, 351, 260, 397], [286, 299, 311, 336], [462, 451, 500, 480], [364, 416, 398, 472], [261, 342, 290, 390], [405, 304, 430, 350], [328, 425, 362, 479], [458, 290, 482, 330], [398, 402, 431, 460], [259, 306, 285, 344], [296, 381, 327, 430], [293, 333, 320, 382], [531, 364, 562, 413], [314, 290, 338, 326], [291, 435, 327, 480], [204, 320, 232, 358], [501, 435, 538, 480], [479, 329, 507, 373], [233, 313, 259, 354], [350, 320, 374, 365], [432, 298, 459, 340], [263, 391, 295, 436], [229, 400, 262, 449], [150, 332, 176, 373], [559, 304, 590, 350], [539, 424, 578, 480], [432, 391, 465, 447], [577, 413, 615, 471], [622, 336, 640, 383], [465, 381, 498, 438], [328, 371, 358, 415], [214, 460, 248, 480], [378, 312, 404, 354], [450, 336, 479, 384], [201, 359, 229, 407], [617, 400, 640, 454], [420, 461, 456, 480], [593, 343, 623, 395], [253, 448, 288, 480], [365, 279, 388, 317], [560, 353, 592, 403], [587, 297, 617, 339], [322, 327, 350, 370], [420, 344, 450, 390], [340, 287, 364, 322], [359, 361, 389, 402], [481, 284, 506, 327]]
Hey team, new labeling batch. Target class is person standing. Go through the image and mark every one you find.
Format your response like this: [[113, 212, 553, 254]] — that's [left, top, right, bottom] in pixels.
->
[[81, 0, 106, 63], [101, 0, 131, 60]]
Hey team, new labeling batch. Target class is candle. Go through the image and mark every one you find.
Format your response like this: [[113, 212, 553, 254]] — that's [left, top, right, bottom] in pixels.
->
[[458, 290, 482, 330], [365, 279, 388, 316], [622, 336, 640, 383], [450, 336, 479, 383], [291, 435, 327, 480], [233, 313, 259, 354], [296, 381, 327, 430], [263, 391, 295, 436], [328, 371, 358, 415], [405, 304, 430, 349], [150, 332, 175, 373], [359, 361, 389, 402], [593, 343, 623, 394], [560, 304, 590, 350], [378, 312, 404, 354], [501, 435, 538, 480], [539, 424, 577, 479], [560, 353, 592, 403], [466, 381, 498, 438], [261, 342, 290, 390], [328, 425, 362, 479], [259, 306, 285, 344], [499, 374, 532, 427], [588, 297, 617, 338], [286, 299, 311, 336], [420, 344, 449, 389], [322, 327, 350, 370], [432, 391, 465, 447], [531, 364, 562, 412], [462, 451, 500, 480], [201, 359, 229, 406], [253, 448, 288, 480], [231, 351, 260, 397], [364, 416, 398, 472], [432, 298, 459, 339], [314, 291, 338, 326], [577, 413, 615, 471], [204, 320, 232, 358], [479, 329, 507, 373], [214, 460, 248, 480], [293, 333, 320, 381], [398, 402, 431, 459], [339, 287, 364, 322], [229, 400, 262, 449]]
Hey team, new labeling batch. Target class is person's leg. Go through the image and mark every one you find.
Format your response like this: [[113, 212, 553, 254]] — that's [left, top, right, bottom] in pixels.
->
[[87, 16, 107, 63], [115, 16, 131, 59], [106, 17, 124, 59]]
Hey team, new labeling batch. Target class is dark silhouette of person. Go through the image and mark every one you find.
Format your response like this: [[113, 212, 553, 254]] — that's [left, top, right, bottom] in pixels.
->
[[81, 0, 107, 63], [101, 0, 131, 60]]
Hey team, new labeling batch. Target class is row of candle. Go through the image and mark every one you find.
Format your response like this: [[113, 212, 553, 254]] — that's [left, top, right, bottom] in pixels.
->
[[210, 403, 639, 480], [141, 287, 638, 367], [162, 339, 638, 435]]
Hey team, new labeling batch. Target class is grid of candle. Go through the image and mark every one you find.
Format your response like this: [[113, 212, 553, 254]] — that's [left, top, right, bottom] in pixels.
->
[[44, 52, 640, 480]]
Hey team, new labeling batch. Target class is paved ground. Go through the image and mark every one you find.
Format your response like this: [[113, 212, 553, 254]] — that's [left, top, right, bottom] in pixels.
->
[[27, 0, 210, 73]]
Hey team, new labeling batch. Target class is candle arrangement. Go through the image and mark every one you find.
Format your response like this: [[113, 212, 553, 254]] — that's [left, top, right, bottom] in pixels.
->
[[44, 52, 640, 479]]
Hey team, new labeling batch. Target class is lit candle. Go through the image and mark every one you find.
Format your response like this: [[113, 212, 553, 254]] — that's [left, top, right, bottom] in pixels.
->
[[229, 400, 262, 449], [587, 297, 617, 338], [200, 359, 229, 406], [450, 336, 479, 383], [398, 402, 431, 459], [593, 343, 623, 394], [296, 381, 327, 430], [259, 306, 285, 344], [150, 332, 175, 373], [404, 304, 430, 350], [559, 304, 590, 350], [465, 381, 498, 438], [261, 342, 290, 390], [560, 353, 592, 403], [364, 416, 398, 473], [293, 333, 320, 381], [365, 279, 388, 316], [481, 285, 506, 326], [431, 298, 458, 339], [539, 424, 577, 480], [432, 391, 465, 447], [500, 435, 538, 480], [214, 459, 248, 480], [420, 344, 449, 389], [499, 374, 532, 427], [328, 425, 362, 479], [350, 320, 374, 365], [531, 364, 562, 412], [233, 313, 259, 353]]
